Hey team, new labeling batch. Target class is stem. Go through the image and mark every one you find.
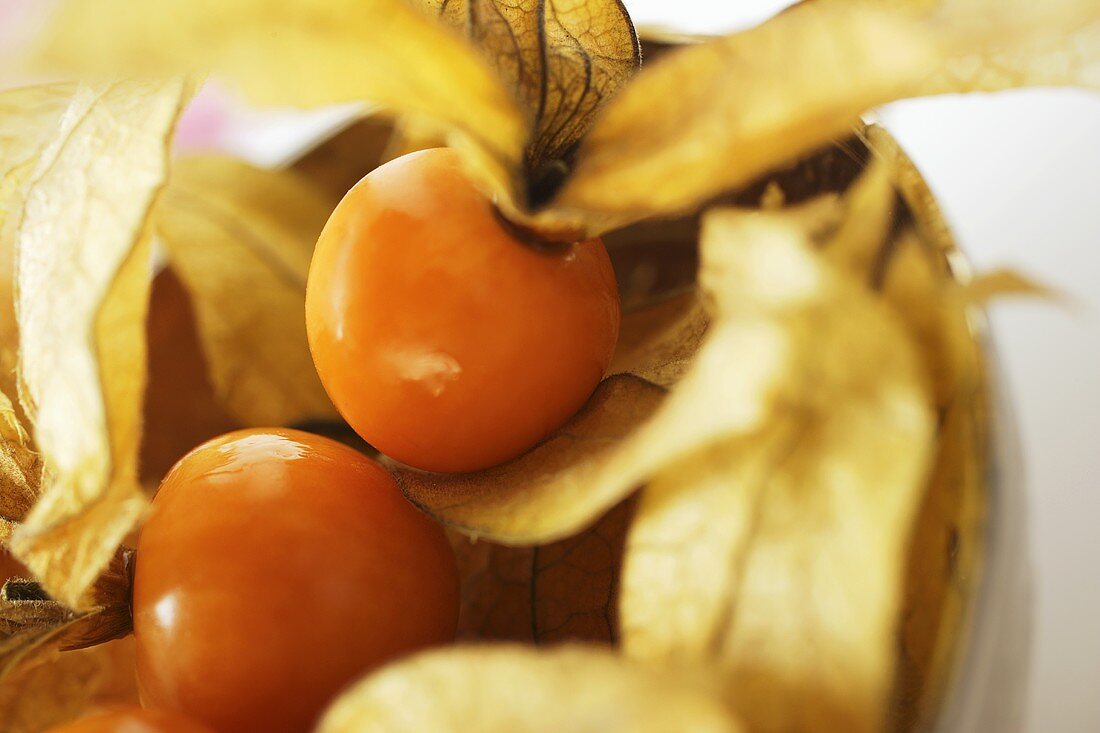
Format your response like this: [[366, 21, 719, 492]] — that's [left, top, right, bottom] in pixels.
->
[[492, 206, 573, 255]]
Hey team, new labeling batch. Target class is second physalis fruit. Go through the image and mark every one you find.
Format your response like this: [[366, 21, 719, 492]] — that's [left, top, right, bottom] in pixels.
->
[[132, 429, 460, 733], [306, 148, 621, 473]]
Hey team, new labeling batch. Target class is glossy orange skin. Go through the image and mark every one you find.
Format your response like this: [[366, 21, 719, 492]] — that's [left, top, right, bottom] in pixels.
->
[[132, 429, 459, 733], [306, 148, 620, 473], [44, 706, 213, 733]]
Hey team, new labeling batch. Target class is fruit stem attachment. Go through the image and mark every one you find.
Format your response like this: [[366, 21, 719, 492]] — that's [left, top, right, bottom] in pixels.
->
[[525, 158, 571, 211], [492, 206, 574, 255], [0, 546, 137, 656]]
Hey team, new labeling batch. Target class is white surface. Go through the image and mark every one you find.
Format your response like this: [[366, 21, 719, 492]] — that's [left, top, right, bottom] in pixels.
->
[[626, 1, 1100, 731]]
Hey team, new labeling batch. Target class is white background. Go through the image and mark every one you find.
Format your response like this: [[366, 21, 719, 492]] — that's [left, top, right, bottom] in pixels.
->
[[624, 1, 1100, 731]]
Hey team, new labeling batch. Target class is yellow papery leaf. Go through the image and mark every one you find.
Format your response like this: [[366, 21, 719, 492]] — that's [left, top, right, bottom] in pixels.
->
[[155, 155, 338, 427], [619, 209, 934, 733], [395, 375, 665, 544], [922, 0, 1100, 92], [808, 127, 992, 727], [816, 157, 897, 279], [960, 268, 1057, 305], [37, 0, 527, 206], [422, 0, 640, 184], [317, 644, 741, 733], [605, 215, 700, 312], [0, 85, 74, 233], [11, 80, 189, 610], [0, 84, 76, 410], [552, 2, 939, 226], [552, 0, 1100, 231]]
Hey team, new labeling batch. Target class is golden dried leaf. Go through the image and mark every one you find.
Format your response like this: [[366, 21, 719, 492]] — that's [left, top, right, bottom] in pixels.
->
[[773, 130, 991, 728], [871, 228, 987, 727], [12, 80, 189, 609], [552, 2, 938, 226], [0, 85, 75, 214], [37, 0, 527, 207], [619, 209, 935, 733], [0, 570, 120, 731], [959, 269, 1057, 305], [155, 155, 338, 427], [0, 84, 76, 408], [922, 1, 1100, 92], [816, 157, 898, 279], [552, 0, 1100, 231], [317, 644, 741, 733], [395, 375, 665, 543], [891, 388, 986, 730], [3, 550, 133, 653], [452, 498, 632, 644], [423, 0, 640, 178], [448, 534, 535, 642]]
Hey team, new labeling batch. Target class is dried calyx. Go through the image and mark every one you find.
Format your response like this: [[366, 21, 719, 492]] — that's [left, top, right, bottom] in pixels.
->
[[1, 547, 134, 675]]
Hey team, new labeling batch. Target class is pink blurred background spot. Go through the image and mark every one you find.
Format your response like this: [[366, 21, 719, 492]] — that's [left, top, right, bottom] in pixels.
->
[[175, 84, 232, 152]]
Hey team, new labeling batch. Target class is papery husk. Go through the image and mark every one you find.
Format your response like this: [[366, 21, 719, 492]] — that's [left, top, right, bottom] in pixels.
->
[[393, 375, 665, 544], [32, 0, 1100, 242], [35, 0, 528, 208], [421, 0, 640, 188], [12, 79, 189, 610], [154, 155, 338, 427], [860, 127, 989, 731], [548, 0, 1100, 235], [618, 205, 935, 733], [317, 644, 742, 733], [719, 123, 993, 731]]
